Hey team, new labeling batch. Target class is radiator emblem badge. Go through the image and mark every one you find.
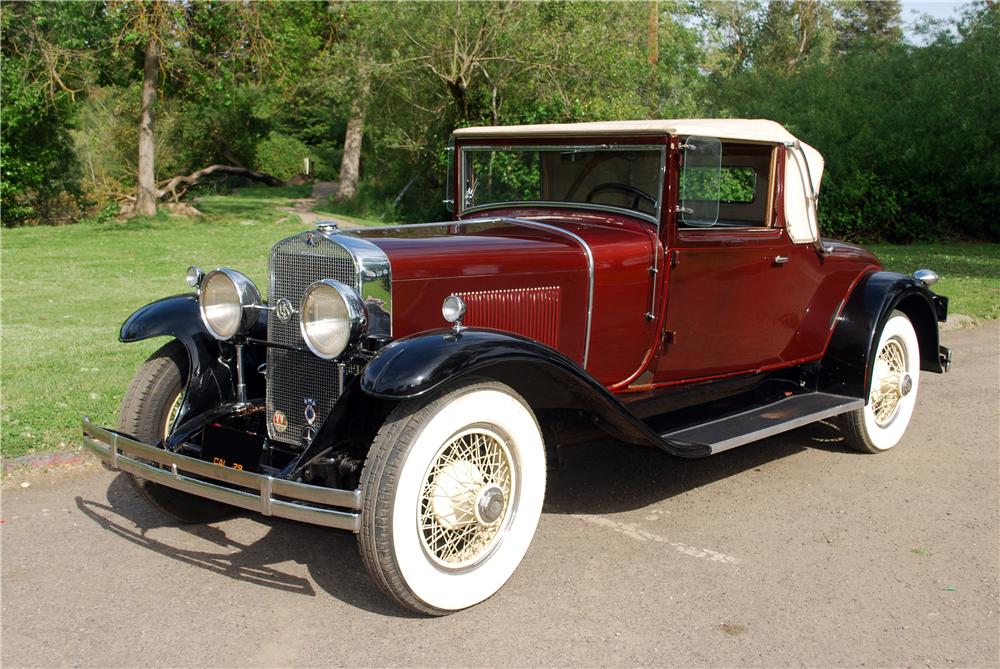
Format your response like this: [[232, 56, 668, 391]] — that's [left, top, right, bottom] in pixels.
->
[[304, 397, 317, 425], [274, 298, 294, 322], [272, 410, 288, 434]]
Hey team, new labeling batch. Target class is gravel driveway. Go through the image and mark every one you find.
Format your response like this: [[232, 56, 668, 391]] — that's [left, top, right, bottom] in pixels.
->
[[2, 323, 997, 668]]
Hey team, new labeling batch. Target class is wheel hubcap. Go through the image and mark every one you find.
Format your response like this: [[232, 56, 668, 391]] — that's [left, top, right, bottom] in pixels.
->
[[475, 485, 506, 525], [419, 428, 515, 569], [870, 338, 907, 427], [900, 373, 913, 397]]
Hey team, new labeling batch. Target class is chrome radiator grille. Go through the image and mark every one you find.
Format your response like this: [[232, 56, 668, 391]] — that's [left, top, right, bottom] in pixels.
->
[[266, 233, 357, 445]]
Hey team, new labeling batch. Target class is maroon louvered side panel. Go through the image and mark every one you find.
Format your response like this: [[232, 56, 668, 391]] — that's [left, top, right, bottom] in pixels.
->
[[456, 286, 561, 349]]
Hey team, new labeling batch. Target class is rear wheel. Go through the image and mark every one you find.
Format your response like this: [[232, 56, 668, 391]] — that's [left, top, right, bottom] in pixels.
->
[[118, 340, 237, 523], [358, 380, 546, 615], [838, 312, 921, 453]]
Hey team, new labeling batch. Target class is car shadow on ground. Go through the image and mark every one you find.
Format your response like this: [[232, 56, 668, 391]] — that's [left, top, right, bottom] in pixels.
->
[[74, 420, 851, 614], [74, 475, 416, 617], [544, 418, 853, 515]]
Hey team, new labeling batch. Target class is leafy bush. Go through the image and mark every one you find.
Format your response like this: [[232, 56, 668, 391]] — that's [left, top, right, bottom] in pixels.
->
[[0, 55, 82, 226], [820, 171, 903, 241], [254, 132, 311, 182]]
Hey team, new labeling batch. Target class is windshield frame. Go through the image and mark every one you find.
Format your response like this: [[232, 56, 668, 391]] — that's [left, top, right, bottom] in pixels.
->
[[458, 143, 667, 226]]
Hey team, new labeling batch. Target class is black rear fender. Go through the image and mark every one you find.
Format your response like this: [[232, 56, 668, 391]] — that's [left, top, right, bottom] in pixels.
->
[[820, 272, 948, 399]]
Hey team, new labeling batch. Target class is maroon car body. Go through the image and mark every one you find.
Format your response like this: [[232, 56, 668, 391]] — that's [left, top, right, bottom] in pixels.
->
[[82, 120, 951, 615]]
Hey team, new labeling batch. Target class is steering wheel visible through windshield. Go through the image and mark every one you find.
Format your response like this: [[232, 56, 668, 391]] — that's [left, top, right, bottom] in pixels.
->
[[461, 145, 665, 221]]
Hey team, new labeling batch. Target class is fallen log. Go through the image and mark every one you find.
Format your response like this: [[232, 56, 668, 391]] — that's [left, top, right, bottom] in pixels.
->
[[156, 165, 283, 202]]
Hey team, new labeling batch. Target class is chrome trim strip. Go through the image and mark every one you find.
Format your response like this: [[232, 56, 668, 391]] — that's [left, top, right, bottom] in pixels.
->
[[315, 230, 393, 337], [82, 417, 360, 532], [261, 475, 273, 516], [461, 201, 659, 226]]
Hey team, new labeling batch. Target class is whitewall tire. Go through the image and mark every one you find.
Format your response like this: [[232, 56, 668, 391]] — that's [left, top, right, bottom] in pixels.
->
[[358, 379, 546, 615], [839, 311, 921, 453]]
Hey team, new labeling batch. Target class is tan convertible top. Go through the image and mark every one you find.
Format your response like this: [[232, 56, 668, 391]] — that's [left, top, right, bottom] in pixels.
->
[[454, 118, 826, 245], [453, 119, 802, 144]]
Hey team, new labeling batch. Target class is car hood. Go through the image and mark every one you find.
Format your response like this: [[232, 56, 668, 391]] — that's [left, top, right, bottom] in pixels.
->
[[348, 218, 591, 281]]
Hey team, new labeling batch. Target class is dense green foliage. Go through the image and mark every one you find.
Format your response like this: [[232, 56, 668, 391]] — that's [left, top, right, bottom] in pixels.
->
[[1, 1, 997, 241], [708, 4, 1000, 240]]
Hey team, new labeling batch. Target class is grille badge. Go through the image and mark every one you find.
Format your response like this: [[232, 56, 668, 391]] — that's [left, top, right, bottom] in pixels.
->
[[274, 298, 295, 322], [304, 397, 317, 425], [272, 411, 288, 434]]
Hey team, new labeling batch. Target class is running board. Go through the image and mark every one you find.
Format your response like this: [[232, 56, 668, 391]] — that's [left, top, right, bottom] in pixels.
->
[[660, 393, 864, 455]]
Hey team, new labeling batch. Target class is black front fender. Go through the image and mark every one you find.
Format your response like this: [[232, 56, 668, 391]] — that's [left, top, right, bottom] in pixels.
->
[[820, 271, 947, 399], [120, 294, 265, 428], [360, 328, 710, 458]]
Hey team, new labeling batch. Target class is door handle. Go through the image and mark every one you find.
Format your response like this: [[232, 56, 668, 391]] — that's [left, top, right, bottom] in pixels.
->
[[773, 255, 790, 265]]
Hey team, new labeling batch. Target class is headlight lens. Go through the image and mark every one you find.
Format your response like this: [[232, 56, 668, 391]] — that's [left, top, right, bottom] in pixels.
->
[[300, 280, 367, 359], [199, 268, 261, 340], [442, 294, 467, 324]]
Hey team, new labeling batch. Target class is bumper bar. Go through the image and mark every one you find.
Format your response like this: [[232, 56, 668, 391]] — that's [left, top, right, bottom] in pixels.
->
[[82, 416, 360, 532], [939, 345, 952, 373]]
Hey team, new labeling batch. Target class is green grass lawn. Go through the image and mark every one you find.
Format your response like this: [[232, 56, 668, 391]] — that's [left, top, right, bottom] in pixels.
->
[[2, 193, 997, 459], [869, 243, 1000, 321], [1, 186, 380, 459]]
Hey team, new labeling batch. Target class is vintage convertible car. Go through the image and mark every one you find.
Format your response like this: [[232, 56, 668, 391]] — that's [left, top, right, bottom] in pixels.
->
[[83, 119, 951, 614]]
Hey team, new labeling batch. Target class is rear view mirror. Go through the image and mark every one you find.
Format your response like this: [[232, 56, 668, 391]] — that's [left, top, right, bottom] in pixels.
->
[[679, 136, 722, 228]]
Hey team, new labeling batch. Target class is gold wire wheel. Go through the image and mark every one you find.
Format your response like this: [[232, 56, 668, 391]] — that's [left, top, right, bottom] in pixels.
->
[[418, 427, 516, 570], [163, 390, 183, 441], [870, 337, 908, 427]]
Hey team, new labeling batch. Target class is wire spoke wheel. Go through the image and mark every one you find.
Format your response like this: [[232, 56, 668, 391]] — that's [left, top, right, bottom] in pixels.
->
[[870, 338, 907, 427], [163, 391, 183, 441], [419, 427, 516, 569], [838, 312, 921, 454], [359, 380, 546, 615]]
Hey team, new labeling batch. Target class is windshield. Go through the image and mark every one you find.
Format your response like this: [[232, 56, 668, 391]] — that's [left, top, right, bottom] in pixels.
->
[[461, 145, 665, 221]]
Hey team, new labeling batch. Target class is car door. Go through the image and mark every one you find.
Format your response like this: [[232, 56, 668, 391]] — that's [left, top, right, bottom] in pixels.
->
[[654, 140, 817, 383]]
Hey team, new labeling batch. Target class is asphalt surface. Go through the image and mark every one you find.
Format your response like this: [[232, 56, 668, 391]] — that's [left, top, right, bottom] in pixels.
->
[[3, 323, 997, 668]]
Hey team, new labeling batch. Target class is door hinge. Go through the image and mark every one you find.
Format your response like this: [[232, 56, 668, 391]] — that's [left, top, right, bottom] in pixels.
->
[[663, 330, 677, 344], [670, 250, 680, 268]]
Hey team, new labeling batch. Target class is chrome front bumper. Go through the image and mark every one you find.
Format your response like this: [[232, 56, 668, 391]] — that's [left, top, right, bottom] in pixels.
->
[[81, 417, 360, 531]]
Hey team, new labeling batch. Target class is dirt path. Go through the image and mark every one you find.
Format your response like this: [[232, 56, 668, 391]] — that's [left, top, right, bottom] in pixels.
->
[[2, 323, 997, 667], [277, 180, 361, 228]]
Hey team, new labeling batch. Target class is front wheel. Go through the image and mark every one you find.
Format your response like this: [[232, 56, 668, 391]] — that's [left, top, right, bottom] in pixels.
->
[[358, 380, 546, 615], [838, 311, 921, 453], [118, 340, 238, 523]]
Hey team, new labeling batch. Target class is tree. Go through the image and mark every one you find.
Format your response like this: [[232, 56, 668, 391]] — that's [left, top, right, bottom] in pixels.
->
[[334, 75, 369, 202], [0, 2, 103, 225], [834, 0, 903, 53], [110, 0, 279, 216]]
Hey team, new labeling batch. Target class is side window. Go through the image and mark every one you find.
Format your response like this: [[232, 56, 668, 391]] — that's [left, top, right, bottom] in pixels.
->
[[679, 141, 775, 228]]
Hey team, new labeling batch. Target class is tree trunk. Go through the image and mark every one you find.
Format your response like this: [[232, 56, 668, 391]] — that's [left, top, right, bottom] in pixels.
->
[[334, 79, 370, 203], [136, 36, 160, 217], [157, 164, 283, 201], [647, 0, 659, 66]]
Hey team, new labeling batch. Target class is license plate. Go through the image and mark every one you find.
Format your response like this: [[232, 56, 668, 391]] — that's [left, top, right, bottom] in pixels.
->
[[200, 423, 263, 473]]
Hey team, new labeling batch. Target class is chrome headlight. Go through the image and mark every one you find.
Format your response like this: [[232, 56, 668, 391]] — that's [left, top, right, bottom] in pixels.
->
[[300, 280, 367, 360], [199, 268, 261, 340]]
